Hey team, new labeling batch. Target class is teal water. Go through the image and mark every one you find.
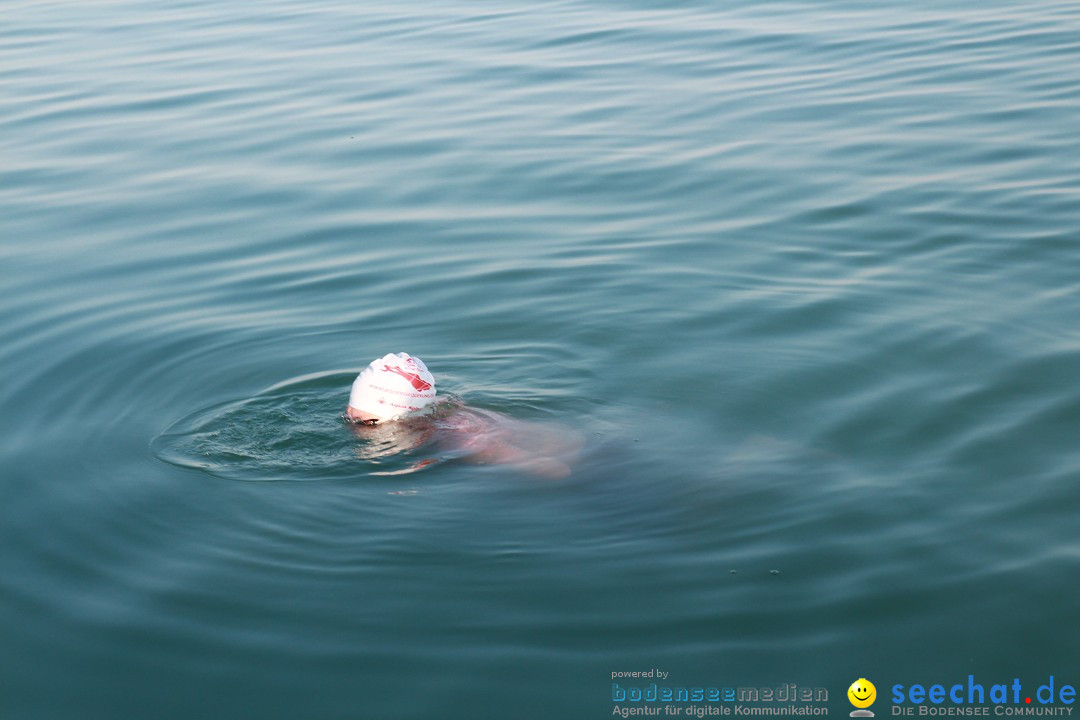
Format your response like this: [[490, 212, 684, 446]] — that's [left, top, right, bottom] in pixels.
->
[[3, 1, 1080, 718]]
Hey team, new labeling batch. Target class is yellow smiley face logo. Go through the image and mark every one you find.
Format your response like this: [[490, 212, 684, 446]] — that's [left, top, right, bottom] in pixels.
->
[[848, 679, 876, 708]]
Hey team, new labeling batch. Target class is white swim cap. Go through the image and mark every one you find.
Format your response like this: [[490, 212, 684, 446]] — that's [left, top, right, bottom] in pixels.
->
[[348, 352, 436, 421]]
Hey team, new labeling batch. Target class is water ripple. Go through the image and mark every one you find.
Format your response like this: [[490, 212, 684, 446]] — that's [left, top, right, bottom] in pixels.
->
[[4, 0, 1080, 715]]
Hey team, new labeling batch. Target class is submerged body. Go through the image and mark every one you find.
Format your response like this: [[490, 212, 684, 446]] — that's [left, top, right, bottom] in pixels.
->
[[348, 401, 582, 479], [431, 404, 583, 478]]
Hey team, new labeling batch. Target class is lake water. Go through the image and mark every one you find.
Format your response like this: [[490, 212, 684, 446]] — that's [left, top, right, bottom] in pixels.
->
[[3, 1, 1079, 718]]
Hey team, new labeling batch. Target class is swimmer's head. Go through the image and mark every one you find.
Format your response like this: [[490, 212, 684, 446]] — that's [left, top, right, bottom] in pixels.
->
[[346, 352, 436, 423]]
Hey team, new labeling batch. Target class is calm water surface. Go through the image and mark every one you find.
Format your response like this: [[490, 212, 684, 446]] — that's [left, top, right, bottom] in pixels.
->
[[3, 1, 1080, 718]]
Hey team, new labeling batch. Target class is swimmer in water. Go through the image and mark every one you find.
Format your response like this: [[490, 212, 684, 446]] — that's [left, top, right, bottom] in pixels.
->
[[345, 352, 582, 478]]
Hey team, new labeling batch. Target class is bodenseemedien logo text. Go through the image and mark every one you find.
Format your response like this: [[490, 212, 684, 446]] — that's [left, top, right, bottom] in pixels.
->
[[613, 683, 828, 703]]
